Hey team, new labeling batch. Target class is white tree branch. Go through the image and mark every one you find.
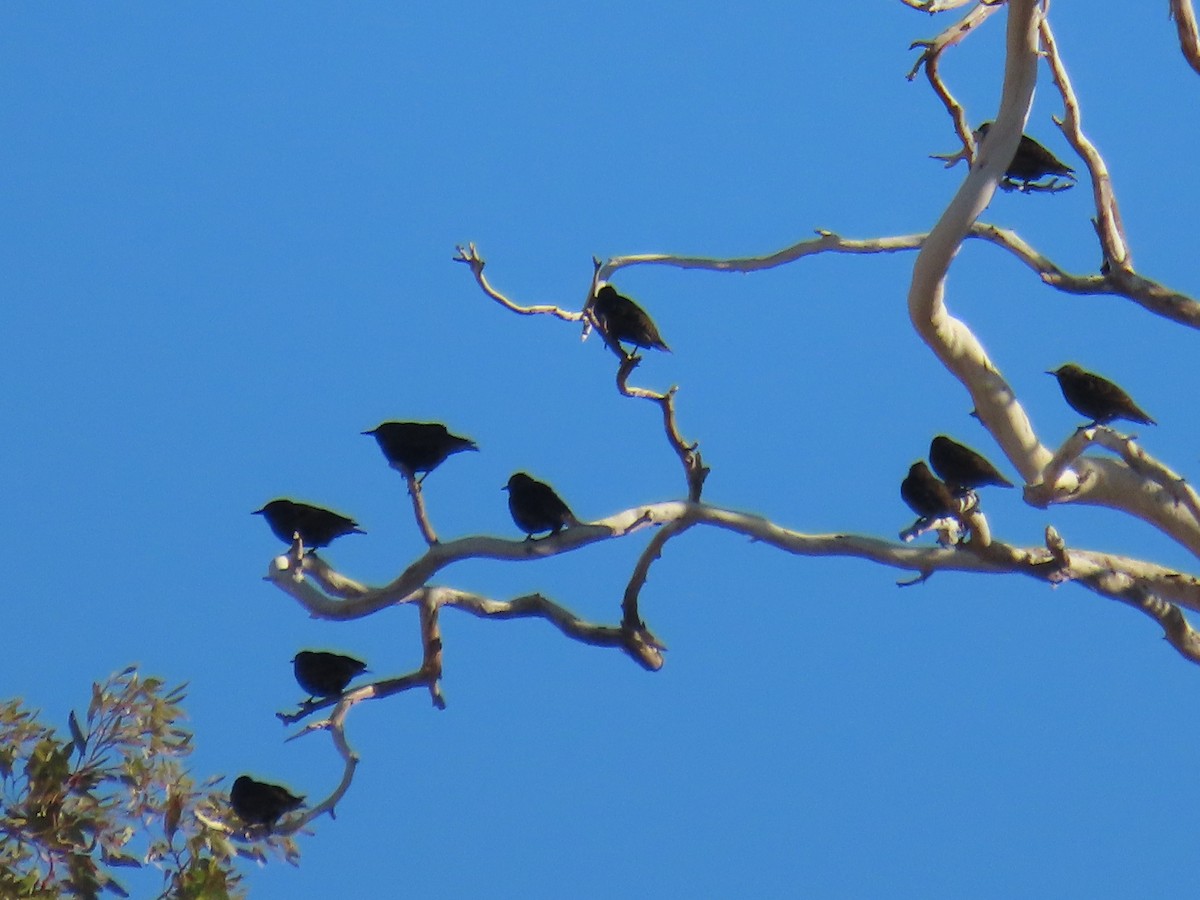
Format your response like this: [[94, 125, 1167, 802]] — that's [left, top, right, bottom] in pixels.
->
[[1170, 0, 1200, 75]]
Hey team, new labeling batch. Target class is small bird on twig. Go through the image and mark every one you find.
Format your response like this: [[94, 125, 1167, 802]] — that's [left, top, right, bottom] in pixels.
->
[[253, 499, 365, 549], [1047, 363, 1156, 427], [591, 284, 670, 354], [929, 435, 1013, 495], [363, 421, 478, 482], [230, 775, 304, 828], [504, 472, 577, 538], [292, 650, 368, 700], [976, 121, 1076, 190]]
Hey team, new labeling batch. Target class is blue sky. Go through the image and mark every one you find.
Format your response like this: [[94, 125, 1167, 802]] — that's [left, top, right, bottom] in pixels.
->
[[3, 2, 1199, 897]]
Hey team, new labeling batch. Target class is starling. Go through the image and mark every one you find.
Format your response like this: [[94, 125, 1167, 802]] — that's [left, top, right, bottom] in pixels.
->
[[929, 435, 1014, 494], [253, 499, 365, 549], [900, 461, 958, 520], [292, 650, 368, 699], [504, 472, 576, 538], [977, 121, 1076, 188], [230, 775, 304, 828], [1047, 363, 1156, 427], [592, 284, 670, 354], [363, 421, 478, 481]]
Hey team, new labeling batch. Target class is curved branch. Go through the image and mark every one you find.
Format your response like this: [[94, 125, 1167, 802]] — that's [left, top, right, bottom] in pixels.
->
[[906, 2, 1003, 154], [453, 243, 584, 321], [906, 0, 1042, 485], [614, 357, 709, 501], [621, 518, 694, 632], [265, 499, 1200, 616], [1039, 17, 1130, 269], [1170, 0, 1200, 76], [596, 227, 1200, 328]]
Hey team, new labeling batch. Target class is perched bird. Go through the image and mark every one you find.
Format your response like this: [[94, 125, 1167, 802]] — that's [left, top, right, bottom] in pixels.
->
[[929, 435, 1014, 495], [900, 461, 958, 520], [504, 472, 576, 538], [1047, 363, 1156, 427], [230, 775, 304, 828], [292, 650, 368, 700], [363, 421, 478, 481], [977, 121, 1076, 188], [591, 284, 670, 354], [253, 499, 365, 549]]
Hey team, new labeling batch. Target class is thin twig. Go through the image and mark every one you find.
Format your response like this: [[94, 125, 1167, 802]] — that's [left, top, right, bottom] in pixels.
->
[[614, 358, 709, 501], [621, 519, 693, 634], [453, 243, 583, 321], [898, 0, 980, 12], [403, 474, 439, 545], [907, 2, 1004, 155], [1039, 17, 1131, 269]]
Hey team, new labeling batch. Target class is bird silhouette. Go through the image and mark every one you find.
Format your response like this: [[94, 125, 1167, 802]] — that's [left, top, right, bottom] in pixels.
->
[[504, 472, 576, 538], [900, 461, 958, 520], [592, 284, 670, 354], [1047, 363, 1156, 427], [363, 421, 478, 481], [929, 435, 1013, 495], [253, 499, 365, 549], [977, 121, 1075, 189], [292, 650, 368, 700], [230, 775, 304, 828]]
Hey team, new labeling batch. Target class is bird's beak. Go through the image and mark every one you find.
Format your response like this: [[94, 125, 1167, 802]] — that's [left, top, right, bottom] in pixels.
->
[[361, 429, 375, 436], [252, 508, 265, 515], [1044, 370, 1055, 376]]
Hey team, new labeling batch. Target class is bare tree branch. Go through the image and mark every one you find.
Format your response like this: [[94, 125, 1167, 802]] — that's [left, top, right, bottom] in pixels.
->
[[899, 0, 982, 13], [452, 242, 584, 322], [906, 2, 1004, 156], [1170, 0, 1200, 75], [1039, 16, 1131, 270], [266, 500, 1200, 617], [402, 474, 439, 545], [599, 227, 1200, 328]]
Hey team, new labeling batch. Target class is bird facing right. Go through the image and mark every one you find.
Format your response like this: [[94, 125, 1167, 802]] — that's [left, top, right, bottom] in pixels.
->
[[362, 421, 478, 481], [1047, 363, 1156, 427], [976, 121, 1076, 188], [591, 284, 670, 354], [230, 775, 304, 829], [253, 499, 365, 549], [929, 435, 1014, 494], [504, 472, 576, 538], [292, 650, 368, 700]]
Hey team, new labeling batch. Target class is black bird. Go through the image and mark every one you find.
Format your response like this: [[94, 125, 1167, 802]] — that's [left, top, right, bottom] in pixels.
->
[[504, 472, 576, 538], [230, 775, 304, 828], [363, 421, 478, 481], [1047, 363, 1156, 427], [977, 121, 1076, 188], [292, 650, 368, 700], [900, 461, 958, 520], [591, 284, 670, 354], [929, 435, 1014, 495], [253, 499, 365, 549]]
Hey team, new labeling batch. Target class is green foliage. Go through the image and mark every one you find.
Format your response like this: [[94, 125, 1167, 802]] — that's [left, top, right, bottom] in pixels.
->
[[0, 668, 301, 899]]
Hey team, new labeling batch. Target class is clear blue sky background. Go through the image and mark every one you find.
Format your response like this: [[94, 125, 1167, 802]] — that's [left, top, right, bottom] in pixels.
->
[[3, 3, 1199, 897]]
